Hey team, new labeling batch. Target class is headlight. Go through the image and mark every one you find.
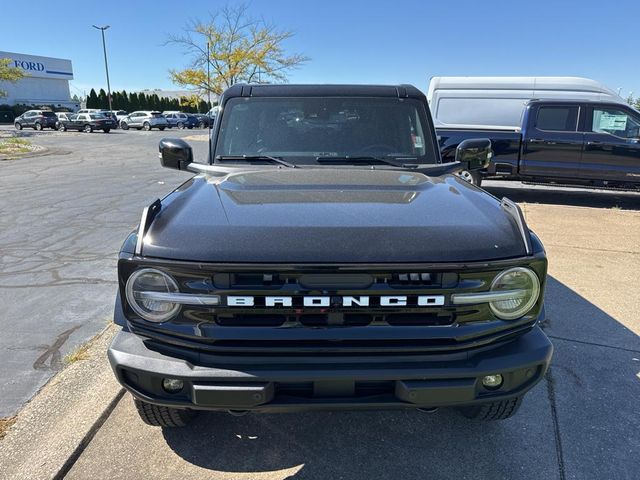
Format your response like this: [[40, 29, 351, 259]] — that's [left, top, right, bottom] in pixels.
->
[[489, 267, 540, 320], [125, 268, 181, 322]]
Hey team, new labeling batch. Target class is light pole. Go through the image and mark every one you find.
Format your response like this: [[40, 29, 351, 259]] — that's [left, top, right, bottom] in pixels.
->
[[92, 25, 112, 111]]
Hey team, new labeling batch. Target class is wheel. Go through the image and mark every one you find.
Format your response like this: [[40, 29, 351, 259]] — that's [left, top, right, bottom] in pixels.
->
[[34, 122, 42, 131], [177, 122, 184, 129], [458, 396, 523, 421], [187, 126, 193, 129], [58, 124, 66, 132], [136, 127, 142, 130], [143, 122, 151, 131], [120, 122, 129, 130], [133, 398, 195, 428], [103, 128, 111, 133], [198, 121, 205, 129], [457, 170, 483, 187], [159, 127, 165, 131], [83, 124, 93, 133], [14, 122, 22, 130]]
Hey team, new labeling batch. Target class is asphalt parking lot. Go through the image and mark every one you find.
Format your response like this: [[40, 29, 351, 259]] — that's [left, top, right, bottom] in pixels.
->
[[1, 125, 639, 479], [0, 125, 199, 417]]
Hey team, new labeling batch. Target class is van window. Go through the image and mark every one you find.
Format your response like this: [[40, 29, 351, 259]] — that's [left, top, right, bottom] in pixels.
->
[[535, 106, 578, 131], [435, 98, 526, 127]]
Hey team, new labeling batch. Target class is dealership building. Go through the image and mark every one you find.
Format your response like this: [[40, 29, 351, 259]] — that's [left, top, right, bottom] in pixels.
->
[[0, 51, 78, 110]]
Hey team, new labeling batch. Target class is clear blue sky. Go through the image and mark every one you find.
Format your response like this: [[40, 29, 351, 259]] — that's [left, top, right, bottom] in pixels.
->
[[2, 0, 639, 98]]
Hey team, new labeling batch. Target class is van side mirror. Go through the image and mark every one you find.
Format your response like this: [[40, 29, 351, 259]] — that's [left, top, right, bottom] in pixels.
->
[[159, 138, 193, 170], [455, 138, 492, 170]]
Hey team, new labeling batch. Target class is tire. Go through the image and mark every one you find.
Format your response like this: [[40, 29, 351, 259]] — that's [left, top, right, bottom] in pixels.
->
[[14, 122, 22, 130], [103, 128, 111, 133], [34, 122, 42, 131], [458, 396, 523, 421], [121, 122, 129, 130], [177, 122, 184, 129], [159, 127, 165, 131], [143, 122, 151, 131], [133, 398, 195, 428], [84, 124, 93, 133], [58, 124, 66, 132], [457, 170, 483, 187], [187, 126, 193, 129]]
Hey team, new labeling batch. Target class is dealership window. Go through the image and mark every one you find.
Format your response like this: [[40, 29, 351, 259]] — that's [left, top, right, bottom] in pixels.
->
[[591, 108, 640, 139], [535, 106, 579, 131]]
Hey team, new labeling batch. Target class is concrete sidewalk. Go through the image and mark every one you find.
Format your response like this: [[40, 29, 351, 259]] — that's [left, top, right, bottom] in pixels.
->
[[2, 195, 639, 480]]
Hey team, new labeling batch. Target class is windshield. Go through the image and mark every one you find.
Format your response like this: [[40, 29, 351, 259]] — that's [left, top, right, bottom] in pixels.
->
[[90, 113, 107, 119], [215, 97, 436, 165], [42, 112, 57, 117]]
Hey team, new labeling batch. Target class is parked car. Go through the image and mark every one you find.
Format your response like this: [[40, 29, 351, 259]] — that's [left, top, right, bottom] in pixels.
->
[[437, 99, 640, 189], [100, 110, 119, 126], [163, 112, 198, 129], [57, 112, 116, 133], [109, 83, 552, 428], [192, 113, 211, 128], [77, 108, 103, 114], [109, 110, 128, 122], [14, 110, 58, 130], [120, 111, 167, 131], [54, 112, 74, 130]]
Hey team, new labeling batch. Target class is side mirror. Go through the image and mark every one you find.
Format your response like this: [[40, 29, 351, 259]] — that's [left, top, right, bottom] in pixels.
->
[[455, 138, 492, 170], [159, 138, 193, 170]]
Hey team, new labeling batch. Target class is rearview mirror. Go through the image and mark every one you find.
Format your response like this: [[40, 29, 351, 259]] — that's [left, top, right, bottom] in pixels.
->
[[455, 138, 492, 170], [159, 138, 193, 170]]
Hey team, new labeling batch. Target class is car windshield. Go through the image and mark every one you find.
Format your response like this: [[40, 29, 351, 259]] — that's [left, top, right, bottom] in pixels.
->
[[42, 112, 56, 117], [215, 97, 436, 165], [90, 114, 107, 119], [151, 112, 163, 117]]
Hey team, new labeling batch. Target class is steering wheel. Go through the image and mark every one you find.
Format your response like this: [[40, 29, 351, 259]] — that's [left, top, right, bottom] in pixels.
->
[[358, 144, 397, 155]]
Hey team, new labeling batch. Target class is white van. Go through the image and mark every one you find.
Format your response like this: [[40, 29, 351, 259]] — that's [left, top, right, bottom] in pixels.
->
[[427, 76, 624, 128]]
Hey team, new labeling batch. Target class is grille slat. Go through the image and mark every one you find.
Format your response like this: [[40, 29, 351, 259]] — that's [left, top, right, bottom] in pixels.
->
[[213, 312, 455, 327]]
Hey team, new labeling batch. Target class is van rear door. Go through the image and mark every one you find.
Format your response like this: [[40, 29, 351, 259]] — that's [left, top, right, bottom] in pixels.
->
[[520, 103, 583, 179]]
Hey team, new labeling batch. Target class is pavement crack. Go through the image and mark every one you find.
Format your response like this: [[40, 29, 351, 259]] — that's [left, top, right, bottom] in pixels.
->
[[548, 334, 640, 354], [53, 388, 125, 480], [33, 325, 82, 371], [546, 368, 567, 480], [544, 243, 640, 255]]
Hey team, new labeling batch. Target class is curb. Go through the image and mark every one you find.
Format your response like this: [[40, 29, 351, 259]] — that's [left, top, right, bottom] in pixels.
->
[[0, 324, 123, 480]]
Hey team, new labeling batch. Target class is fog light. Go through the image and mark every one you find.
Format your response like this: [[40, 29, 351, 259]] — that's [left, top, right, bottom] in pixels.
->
[[162, 378, 184, 393], [481, 374, 503, 389]]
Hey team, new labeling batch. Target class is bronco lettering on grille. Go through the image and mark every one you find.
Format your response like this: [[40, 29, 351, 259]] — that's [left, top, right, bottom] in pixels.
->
[[225, 295, 445, 307]]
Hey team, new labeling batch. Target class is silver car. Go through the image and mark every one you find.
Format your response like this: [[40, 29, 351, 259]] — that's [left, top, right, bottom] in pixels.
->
[[120, 111, 168, 131]]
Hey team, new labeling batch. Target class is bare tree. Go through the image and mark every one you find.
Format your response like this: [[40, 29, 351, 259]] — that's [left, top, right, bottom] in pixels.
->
[[167, 4, 309, 95]]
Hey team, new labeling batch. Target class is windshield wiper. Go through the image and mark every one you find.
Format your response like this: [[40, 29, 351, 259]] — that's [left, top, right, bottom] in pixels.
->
[[315, 155, 414, 168], [216, 155, 297, 168]]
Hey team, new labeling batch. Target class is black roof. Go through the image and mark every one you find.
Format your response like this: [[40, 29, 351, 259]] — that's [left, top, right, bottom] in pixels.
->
[[221, 83, 426, 101]]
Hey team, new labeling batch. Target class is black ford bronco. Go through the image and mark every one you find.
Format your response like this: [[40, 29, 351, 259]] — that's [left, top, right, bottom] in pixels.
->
[[108, 84, 553, 427]]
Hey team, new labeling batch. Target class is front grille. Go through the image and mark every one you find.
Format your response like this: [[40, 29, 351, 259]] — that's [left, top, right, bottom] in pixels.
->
[[121, 258, 546, 356], [213, 312, 455, 328]]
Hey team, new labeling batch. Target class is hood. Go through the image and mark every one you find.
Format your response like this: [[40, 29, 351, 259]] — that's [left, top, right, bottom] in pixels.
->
[[142, 168, 526, 263]]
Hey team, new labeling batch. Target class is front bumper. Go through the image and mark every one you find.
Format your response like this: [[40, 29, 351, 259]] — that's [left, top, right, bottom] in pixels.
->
[[108, 326, 552, 412]]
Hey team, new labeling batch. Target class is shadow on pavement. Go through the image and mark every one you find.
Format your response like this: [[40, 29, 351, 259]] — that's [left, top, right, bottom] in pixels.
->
[[484, 183, 640, 210], [155, 276, 639, 479]]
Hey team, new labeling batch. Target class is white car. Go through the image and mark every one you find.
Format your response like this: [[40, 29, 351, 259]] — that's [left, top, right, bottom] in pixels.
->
[[106, 110, 128, 122], [120, 111, 168, 131]]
